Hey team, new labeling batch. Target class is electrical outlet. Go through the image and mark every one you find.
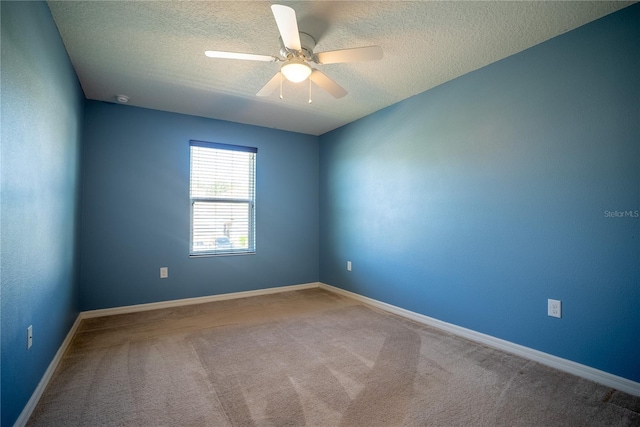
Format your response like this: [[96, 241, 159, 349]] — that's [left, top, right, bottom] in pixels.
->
[[160, 267, 168, 279], [27, 325, 33, 349], [347, 261, 352, 271], [548, 299, 561, 318]]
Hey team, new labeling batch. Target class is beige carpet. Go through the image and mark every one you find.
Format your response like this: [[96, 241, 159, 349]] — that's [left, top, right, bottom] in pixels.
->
[[27, 288, 640, 426]]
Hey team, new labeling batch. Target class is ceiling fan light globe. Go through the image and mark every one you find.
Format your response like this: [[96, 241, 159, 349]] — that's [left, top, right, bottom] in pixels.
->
[[281, 61, 312, 83]]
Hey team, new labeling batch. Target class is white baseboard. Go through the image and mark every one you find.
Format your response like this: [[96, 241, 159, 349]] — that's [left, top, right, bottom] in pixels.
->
[[14, 315, 83, 427], [80, 282, 320, 319], [319, 282, 640, 397]]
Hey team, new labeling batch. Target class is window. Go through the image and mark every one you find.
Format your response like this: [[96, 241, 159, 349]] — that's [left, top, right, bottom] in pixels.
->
[[190, 140, 257, 256]]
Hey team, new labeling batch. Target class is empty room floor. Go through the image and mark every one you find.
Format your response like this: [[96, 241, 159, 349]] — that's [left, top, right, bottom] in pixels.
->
[[27, 288, 640, 426]]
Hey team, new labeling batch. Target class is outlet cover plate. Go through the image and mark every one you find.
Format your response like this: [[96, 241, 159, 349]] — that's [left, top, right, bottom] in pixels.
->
[[27, 325, 33, 349], [548, 299, 561, 318]]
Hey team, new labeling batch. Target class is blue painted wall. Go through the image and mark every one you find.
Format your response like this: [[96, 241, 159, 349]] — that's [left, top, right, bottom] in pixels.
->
[[79, 102, 319, 310], [319, 5, 639, 382], [1, 2, 84, 426], [2, 2, 638, 424]]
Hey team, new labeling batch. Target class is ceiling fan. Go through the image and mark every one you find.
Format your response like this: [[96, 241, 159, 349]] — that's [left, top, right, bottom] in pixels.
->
[[204, 4, 383, 99]]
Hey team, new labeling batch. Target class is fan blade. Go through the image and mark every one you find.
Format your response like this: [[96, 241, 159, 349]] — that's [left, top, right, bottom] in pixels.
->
[[257, 72, 282, 97], [315, 46, 383, 64], [205, 51, 277, 62], [271, 5, 301, 51], [309, 70, 347, 98]]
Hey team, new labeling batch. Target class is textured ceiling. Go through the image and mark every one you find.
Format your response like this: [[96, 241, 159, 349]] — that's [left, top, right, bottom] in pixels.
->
[[47, 1, 634, 136]]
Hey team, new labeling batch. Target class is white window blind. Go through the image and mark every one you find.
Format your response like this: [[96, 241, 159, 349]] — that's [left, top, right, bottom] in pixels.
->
[[190, 140, 257, 256]]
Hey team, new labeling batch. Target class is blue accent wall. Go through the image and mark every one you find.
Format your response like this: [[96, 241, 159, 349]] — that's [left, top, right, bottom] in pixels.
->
[[1, 2, 84, 426], [79, 102, 319, 310], [319, 4, 640, 383]]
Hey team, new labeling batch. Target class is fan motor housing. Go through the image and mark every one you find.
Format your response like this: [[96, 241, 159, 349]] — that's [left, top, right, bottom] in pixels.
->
[[279, 32, 316, 61]]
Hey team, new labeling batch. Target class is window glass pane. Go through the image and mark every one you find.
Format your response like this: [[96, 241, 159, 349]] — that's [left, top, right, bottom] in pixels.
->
[[190, 147, 255, 200], [189, 141, 256, 256], [192, 201, 252, 253]]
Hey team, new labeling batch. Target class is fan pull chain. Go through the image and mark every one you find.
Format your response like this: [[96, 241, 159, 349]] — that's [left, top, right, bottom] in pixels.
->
[[279, 72, 283, 100], [308, 78, 313, 104]]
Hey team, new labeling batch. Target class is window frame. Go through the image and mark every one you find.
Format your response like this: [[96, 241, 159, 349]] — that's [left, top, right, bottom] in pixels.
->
[[189, 140, 257, 257]]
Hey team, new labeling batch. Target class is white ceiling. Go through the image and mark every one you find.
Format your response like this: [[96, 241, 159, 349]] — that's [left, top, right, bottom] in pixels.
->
[[47, 1, 634, 136]]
